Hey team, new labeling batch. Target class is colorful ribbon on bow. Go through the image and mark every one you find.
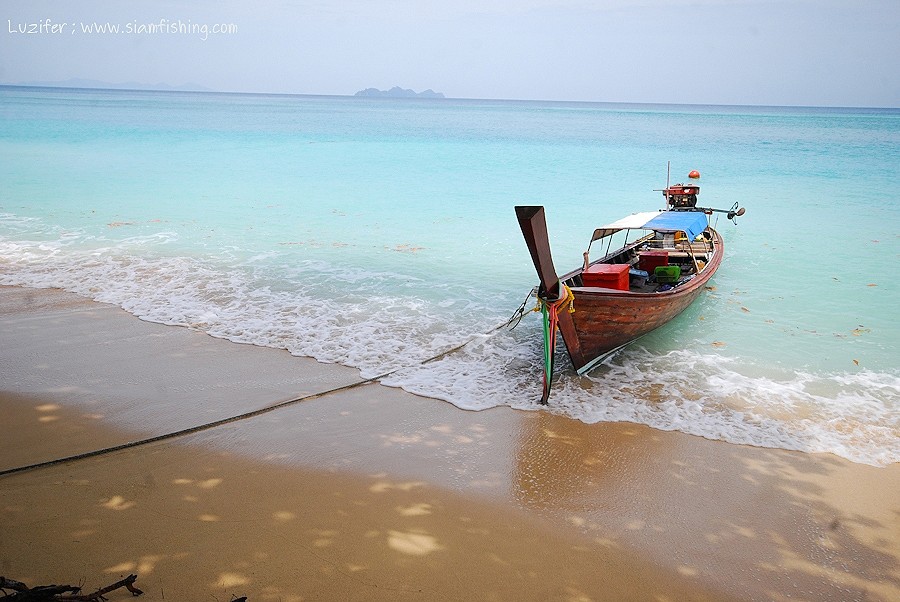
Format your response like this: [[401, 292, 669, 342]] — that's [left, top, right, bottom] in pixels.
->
[[537, 285, 574, 404]]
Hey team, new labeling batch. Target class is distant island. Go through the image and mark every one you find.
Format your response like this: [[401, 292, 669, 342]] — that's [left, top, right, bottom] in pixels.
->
[[355, 86, 445, 99]]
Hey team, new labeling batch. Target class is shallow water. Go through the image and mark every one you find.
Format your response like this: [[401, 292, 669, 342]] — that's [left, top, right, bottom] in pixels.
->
[[1, 86, 898, 465]]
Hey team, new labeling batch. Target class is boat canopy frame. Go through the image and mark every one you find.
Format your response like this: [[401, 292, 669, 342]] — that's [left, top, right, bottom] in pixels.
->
[[585, 210, 711, 265], [589, 210, 710, 244]]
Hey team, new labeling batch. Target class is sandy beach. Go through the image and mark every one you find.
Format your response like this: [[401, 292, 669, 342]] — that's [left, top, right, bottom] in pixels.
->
[[1, 285, 898, 601]]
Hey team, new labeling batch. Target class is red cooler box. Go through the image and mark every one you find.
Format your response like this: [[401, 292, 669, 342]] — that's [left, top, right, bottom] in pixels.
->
[[582, 263, 630, 291], [639, 250, 668, 274]]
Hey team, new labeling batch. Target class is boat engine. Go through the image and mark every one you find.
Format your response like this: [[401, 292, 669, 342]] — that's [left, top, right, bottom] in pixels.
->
[[663, 183, 699, 209]]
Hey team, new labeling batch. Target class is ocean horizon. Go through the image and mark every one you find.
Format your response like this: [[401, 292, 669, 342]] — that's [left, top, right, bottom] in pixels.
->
[[1, 85, 897, 467], [3, 82, 899, 111]]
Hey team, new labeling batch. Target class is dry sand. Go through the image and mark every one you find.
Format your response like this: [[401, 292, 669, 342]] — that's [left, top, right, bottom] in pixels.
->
[[1, 285, 898, 601]]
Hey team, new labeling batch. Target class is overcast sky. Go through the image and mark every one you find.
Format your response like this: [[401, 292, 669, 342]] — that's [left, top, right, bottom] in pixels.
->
[[2, 0, 898, 107]]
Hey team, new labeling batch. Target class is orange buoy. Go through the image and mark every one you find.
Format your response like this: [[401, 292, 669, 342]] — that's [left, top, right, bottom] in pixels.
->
[[688, 170, 701, 179]]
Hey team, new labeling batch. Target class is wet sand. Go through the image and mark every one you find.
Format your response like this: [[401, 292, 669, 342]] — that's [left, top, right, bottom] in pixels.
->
[[1, 285, 898, 601]]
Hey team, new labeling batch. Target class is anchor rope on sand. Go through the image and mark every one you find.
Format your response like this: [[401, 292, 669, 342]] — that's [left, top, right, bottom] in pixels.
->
[[0, 297, 536, 478]]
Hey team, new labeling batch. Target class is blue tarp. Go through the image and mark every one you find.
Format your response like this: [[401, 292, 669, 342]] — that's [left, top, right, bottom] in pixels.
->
[[642, 211, 709, 241]]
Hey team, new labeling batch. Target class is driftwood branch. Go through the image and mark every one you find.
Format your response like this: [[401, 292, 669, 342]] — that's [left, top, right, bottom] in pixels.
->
[[1, 577, 29, 592], [0, 574, 142, 601]]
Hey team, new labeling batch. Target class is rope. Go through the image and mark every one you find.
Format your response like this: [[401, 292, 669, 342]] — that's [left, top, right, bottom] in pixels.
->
[[0, 305, 531, 478], [502, 287, 538, 330], [0, 379, 382, 478]]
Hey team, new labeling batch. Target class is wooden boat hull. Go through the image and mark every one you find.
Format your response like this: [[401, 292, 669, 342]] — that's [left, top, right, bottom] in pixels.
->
[[556, 228, 723, 373]]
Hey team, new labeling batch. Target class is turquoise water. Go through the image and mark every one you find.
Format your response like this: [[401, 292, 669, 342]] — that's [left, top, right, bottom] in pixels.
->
[[1, 86, 898, 465]]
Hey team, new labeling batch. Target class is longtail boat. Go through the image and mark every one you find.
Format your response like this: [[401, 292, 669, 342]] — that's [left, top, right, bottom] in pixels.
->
[[516, 171, 744, 403]]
